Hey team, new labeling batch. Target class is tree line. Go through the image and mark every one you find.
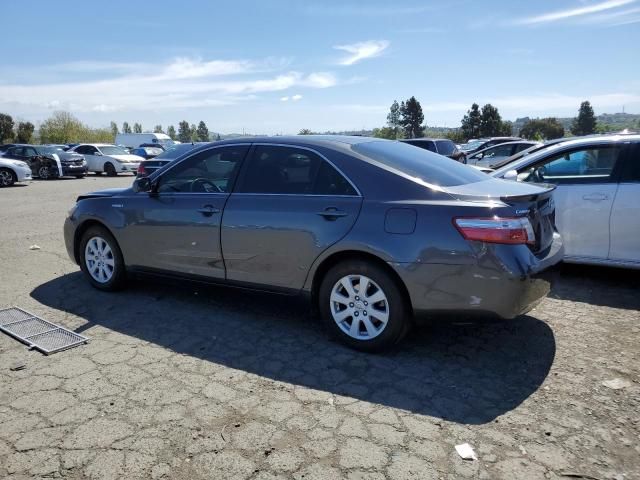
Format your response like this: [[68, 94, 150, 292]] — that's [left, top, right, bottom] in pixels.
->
[[371, 98, 604, 142], [0, 111, 219, 145]]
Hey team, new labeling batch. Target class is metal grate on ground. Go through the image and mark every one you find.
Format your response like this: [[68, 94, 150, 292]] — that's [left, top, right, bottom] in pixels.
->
[[0, 307, 89, 355]]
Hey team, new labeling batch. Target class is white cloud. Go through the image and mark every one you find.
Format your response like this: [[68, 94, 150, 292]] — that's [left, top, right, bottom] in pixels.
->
[[514, 0, 636, 25], [334, 40, 389, 66], [280, 96, 289, 102], [291, 94, 303, 101], [0, 57, 339, 115]]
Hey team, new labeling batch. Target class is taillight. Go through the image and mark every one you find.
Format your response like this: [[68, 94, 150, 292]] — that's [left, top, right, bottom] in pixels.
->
[[454, 216, 535, 245], [137, 164, 147, 176]]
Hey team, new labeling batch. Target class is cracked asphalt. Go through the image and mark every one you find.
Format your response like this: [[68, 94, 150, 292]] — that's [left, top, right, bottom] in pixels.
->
[[0, 176, 639, 479]]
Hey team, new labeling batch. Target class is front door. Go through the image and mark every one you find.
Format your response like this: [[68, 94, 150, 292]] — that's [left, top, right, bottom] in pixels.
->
[[121, 145, 249, 278], [519, 145, 624, 260], [222, 144, 362, 290]]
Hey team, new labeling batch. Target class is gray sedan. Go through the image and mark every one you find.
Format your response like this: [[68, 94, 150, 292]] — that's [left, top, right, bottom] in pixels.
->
[[64, 136, 563, 351]]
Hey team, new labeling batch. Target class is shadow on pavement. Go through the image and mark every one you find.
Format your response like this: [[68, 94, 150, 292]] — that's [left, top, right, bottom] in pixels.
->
[[548, 263, 640, 310], [32, 272, 556, 425]]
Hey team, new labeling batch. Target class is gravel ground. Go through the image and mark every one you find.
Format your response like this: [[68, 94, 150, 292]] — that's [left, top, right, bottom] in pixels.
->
[[0, 176, 638, 480]]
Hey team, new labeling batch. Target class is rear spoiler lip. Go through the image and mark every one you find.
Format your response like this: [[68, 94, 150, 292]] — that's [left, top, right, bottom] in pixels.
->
[[499, 183, 556, 203]]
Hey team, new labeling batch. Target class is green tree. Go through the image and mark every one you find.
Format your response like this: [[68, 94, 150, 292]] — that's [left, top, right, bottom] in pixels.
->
[[479, 104, 503, 137], [519, 118, 565, 140], [15, 121, 35, 143], [167, 125, 176, 140], [122, 122, 132, 134], [571, 101, 597, 136], [400, 96, 424, 138], [215, 133, 221, 141], [133, 122, 143, 133], [460, 103, 481, 140], [444, 129, 466, 143], [0, 113, 15, 143], [196, 121, 209, 141], [153, 125, 163, 133], [39, 111, 86, 143], [298, 128, 312, 135], [178, 121, 191, 142], [386, 100, 402, 138], [110, 121, 118, 137], [500, 120, 514, 136], [372, 126, 398, 139]]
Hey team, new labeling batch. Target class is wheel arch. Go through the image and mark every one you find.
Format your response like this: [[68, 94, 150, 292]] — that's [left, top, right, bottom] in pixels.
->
[[73, 219, 122, 265], [310, 250, 412, 311]]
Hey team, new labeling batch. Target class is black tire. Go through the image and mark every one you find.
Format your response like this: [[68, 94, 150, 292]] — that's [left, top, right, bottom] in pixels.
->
[[104, 162, 117, 176], [319, 260, 410, 352], [75, 175, 85, 179], [79, 226, 126, 291], [0, 168, 16, 187]]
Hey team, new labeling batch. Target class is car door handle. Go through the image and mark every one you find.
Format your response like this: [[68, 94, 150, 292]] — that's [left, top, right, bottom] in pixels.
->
[[316, 208, 348, 220], [582, 193, 609, 201], [197, 205, 220, 216]]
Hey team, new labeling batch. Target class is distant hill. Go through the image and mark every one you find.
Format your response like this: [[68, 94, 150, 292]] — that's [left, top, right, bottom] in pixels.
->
[[514, 112, 640, 135]]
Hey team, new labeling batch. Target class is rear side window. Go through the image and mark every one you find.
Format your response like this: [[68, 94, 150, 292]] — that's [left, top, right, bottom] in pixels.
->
[[435, 140, 456, 156], [352, 141, 488, 187], [237, 145, 356, 195], [519, 146, 622, 184]]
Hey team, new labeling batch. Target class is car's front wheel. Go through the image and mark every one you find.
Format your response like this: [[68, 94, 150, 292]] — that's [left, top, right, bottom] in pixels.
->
[[38, 165, 53, 179], [79, 226, 126, 291], [319, 260, 410, 352], [104, 162, 117, 176], [0, 168, 16, 187]]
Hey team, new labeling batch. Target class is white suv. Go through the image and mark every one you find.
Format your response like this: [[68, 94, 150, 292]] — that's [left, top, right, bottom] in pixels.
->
[[69, 144, 144, 176]]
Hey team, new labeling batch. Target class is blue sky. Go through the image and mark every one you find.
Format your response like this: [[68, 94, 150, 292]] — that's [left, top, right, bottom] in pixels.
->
[[1, 0, 639, 134]]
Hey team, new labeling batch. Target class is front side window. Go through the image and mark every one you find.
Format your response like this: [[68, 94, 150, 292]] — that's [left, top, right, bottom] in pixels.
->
[[519, 146, 622, 184], [435, 140, 456, 156], [157, 146, 249, 193], [482, 143, 514, 159]]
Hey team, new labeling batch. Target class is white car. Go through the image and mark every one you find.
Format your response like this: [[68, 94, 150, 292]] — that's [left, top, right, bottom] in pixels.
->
[[0, 157, 32, 187], [493, 134, 640, 269], [69, 144, 143, 176], [467, 141, 541, 168]]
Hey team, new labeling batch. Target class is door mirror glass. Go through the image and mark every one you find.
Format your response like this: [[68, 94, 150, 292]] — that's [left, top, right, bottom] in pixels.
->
[[503, 169, 518, 181], [133, 176, 152, 193], [94, 151, 102, 156]]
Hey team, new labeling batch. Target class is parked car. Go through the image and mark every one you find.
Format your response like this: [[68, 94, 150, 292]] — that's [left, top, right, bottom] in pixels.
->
[[400, 138, 467, 162], [0, 143, 18, 154], [493, 134, 640, 269], [115, 133, 174, 149], [490, 138, 571, 170], [461, 137, 522, 155], [65, 136, 562, 351], [136, 142, 202, 177], [131, 146, 164, 160], [467, 141, 541, 168], [68, 144, 143, 176], [0, 156, 32, 187], [2, 145, 87, 179]]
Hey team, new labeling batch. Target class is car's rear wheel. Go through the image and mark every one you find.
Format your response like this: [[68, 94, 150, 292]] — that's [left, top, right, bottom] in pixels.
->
[[0, 168, 16, 187], [319, 260, 410, 352], [104, 162, 117, 176], [79, 226, 126, 291]]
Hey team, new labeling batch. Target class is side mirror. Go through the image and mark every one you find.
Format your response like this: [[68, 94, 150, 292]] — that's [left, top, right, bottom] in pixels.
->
[[132, 176, 152, 193], [503, 169, 518, 181], [94, 151, 102, 156]]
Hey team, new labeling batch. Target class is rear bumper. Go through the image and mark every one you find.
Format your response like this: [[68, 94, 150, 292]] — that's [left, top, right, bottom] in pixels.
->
[[391, 232, 563, 319]]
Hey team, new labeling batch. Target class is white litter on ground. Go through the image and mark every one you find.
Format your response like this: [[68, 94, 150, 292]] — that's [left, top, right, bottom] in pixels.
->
[[455, 443, 477, 461], [29, 245, 41, 250], [602, 378, 631, 390]]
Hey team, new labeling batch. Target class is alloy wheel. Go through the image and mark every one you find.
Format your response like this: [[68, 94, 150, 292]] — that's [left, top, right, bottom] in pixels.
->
[[38, 166, 50, 179], [0, 170, 14, 186], [84, 236, 115, 283], [330, 275, 389, 340]]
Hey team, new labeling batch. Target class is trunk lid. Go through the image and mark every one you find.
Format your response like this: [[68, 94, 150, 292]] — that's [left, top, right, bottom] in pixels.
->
[[444, 178, 557, 255]]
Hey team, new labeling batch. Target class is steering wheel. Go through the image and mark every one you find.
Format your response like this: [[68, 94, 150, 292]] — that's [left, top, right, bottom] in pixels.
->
[[530, 166, 545, 183], [190, 177, 222, 193]]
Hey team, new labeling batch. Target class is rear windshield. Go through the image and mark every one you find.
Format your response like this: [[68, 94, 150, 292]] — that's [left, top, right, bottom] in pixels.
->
[[352, 140, 488, 187], [435, 140, 456, 156], [155, 143, 198, 160]]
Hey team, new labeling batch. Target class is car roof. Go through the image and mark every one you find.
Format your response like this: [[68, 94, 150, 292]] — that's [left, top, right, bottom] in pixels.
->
[[210, 135, 388, 148], [399, 138, 452, 142]]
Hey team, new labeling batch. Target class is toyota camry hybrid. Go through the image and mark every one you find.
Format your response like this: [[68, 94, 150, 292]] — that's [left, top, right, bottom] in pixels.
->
[[64, 136, 563, 351]]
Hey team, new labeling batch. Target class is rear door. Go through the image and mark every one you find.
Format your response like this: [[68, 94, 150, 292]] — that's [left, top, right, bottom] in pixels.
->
[[608, 143, 640, 264], [518, 144, 623, 260], [221, 144, 362, 290]]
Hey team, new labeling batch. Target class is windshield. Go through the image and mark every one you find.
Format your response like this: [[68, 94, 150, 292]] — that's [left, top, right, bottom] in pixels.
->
[[460, 140, 483, 151], [37, 146, 61, 155], [99, 146, 129, 155], [352, 140, 488, 187], [492, 144, 566, 176], [154, 143, 198, 160]]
